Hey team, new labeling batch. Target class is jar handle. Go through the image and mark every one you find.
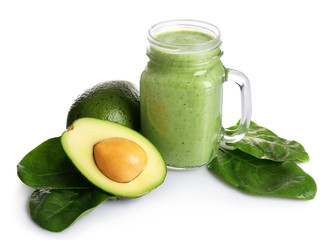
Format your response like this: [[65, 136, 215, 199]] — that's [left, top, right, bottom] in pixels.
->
[[222, 68, 252, 143]]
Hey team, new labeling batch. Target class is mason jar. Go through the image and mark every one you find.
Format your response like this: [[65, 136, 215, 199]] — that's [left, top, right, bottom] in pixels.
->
[[140, 20, 251, 169]]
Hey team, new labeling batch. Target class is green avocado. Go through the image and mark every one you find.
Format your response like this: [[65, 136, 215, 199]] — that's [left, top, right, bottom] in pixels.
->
[[66, 81, 140, 131], [61, 118, 167, 198]]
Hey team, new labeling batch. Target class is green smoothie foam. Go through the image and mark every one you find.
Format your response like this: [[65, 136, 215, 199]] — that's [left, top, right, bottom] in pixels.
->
[[155, 30, 213, 45]]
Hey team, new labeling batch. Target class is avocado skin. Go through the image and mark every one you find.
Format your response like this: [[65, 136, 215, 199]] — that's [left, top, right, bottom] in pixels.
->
[[66, 81, 140, 131]]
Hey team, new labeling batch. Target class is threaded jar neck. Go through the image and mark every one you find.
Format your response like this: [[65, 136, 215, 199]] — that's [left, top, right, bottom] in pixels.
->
[[147, 20, 222, 67]]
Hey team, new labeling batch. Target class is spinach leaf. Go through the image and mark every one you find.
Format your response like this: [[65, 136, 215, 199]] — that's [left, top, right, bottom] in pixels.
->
[[29, 188, 115, 232], [208, 148, 316, 199], [17, 137, 91, 189], [227, 122, 309, 162]]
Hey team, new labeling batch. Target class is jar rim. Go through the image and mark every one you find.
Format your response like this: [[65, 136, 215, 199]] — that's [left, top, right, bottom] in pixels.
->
[[147, 19, 222, 54]]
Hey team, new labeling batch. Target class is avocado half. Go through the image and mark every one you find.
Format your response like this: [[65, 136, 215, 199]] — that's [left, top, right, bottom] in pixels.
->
[[61, 118, 167, 198]]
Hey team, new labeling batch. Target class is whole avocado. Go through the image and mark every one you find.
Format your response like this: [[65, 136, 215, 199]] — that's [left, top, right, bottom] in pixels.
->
[[66, 81, 140, 131]]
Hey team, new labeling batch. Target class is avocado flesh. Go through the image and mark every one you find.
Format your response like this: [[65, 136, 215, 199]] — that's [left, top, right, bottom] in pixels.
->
[[61, 118, 166, 198]]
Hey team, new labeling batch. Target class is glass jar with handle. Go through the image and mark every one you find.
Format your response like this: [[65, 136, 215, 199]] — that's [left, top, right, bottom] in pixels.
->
[[140, 20, 252, 169]]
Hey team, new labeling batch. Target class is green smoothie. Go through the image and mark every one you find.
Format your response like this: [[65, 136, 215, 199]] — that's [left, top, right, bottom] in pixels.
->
[[140, 29, 225, 169], [155, 30, 214, 45]]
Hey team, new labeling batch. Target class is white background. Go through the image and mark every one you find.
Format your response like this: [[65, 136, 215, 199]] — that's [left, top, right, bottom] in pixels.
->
[[1, 0, 328, 239]]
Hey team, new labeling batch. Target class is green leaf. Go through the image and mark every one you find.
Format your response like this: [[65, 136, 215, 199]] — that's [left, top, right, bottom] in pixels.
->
[[227, 122, 309, 162], [17, 137, 92, 189], [208, 148, 317, 199], [29, 188, 115, 232]]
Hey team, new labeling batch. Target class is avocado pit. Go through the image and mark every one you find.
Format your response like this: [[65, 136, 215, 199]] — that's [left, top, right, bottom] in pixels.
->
[[93, 137, 148, 183]]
